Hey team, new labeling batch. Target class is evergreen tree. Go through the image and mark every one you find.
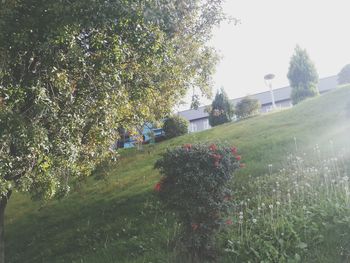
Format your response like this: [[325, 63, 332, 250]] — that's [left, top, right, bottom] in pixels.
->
[[208, 88, 234, 127], [287, 46, 319, 104]]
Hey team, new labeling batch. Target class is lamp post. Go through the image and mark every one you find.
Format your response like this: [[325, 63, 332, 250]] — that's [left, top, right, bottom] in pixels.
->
[[264, 73, 276, 110]]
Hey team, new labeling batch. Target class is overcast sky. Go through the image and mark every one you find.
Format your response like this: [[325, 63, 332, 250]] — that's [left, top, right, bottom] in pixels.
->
[[179, 0, 350, 110]]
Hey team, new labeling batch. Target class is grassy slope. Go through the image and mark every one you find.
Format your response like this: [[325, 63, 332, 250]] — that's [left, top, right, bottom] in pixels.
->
[[5, 86, 350, 263]]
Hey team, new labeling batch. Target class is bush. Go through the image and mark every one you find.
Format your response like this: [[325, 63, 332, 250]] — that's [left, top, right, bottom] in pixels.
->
[[154, 143, 243, 261], [235, 97, 261, 119], [162, 115, 189, 139], [338, 64, 350, 85]]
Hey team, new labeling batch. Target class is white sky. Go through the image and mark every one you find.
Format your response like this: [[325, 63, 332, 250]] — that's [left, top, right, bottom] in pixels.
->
[[178, 0, 350, 110]]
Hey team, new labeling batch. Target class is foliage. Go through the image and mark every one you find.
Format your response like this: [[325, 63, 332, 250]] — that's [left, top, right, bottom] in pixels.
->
[[163, 115, 189, 139], [208, 88, 234, 127], [235, 96, 261, 119], [338, 64, 350, 85], [223, 149, 350, 262], [0, 0, 225, 201], [4, 86, 350, 263], [287, 45, 319, 104], [154, 143, 242, 261]]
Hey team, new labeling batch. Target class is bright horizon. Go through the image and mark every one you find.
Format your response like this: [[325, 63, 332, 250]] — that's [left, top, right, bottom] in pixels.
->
[[177, 0, 350, 111]]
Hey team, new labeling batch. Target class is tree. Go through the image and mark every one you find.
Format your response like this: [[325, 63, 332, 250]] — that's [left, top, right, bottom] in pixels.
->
[[0, 0, 225, 261], [287, 45, 319, 104], [163, 115, 189, 139], [235, 97, 261, 119], [208, 88, 234, 127], [338, 64, 350, 85]]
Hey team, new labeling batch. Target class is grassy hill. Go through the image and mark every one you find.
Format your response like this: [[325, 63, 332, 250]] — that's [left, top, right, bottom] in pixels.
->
[[5, 86, 350, 262]]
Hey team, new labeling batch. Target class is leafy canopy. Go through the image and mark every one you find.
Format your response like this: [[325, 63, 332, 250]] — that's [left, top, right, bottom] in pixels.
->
[[0, 0, 225, 200], [287, 45, 319, 104]]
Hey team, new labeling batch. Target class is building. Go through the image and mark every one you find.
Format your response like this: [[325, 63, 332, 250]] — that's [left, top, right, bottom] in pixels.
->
[[178, 75, 338, 133]]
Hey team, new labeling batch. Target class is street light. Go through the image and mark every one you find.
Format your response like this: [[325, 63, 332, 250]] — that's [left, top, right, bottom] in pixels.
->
[[264, 73, 276, 110]]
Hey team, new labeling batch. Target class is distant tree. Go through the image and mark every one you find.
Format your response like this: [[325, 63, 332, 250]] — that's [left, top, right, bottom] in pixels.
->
[[235, 97, 261, 119], [287, 45, 319, 104], [208, 88, 234, 127], [163, 115, 189, 139], [338, 64, 350, 85]]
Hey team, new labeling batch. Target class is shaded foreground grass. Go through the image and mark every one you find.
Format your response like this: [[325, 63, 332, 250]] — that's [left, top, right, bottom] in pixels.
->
[[5, 86, 350, 262]]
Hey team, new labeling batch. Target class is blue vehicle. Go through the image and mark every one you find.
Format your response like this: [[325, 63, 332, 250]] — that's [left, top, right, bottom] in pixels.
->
[[117, 123, 165, 149]]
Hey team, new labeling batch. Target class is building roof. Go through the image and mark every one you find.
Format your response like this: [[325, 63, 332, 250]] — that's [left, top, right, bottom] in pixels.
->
[[178, 75, 338, 121], [178, 105, 209, 121]]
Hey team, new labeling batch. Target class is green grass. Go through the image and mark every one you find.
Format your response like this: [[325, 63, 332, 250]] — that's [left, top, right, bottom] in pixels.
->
[[5, 86, 350, 262]]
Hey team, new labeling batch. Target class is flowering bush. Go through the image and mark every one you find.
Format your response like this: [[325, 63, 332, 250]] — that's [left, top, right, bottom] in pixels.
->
[[154, 143, 242, 260]]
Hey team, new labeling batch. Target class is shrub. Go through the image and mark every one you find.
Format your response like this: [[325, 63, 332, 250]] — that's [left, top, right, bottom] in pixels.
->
[[338, 64, 350, 85], [235, 96, 261, 119], [162, 115, 189, 139], [154, 143, 242, 261]]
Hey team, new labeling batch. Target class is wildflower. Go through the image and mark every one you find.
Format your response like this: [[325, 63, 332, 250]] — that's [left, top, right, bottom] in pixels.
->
[[261, 203, 265, 207], [209, 144, 217, 151], [269, 204, 273, 209], [231, 146, 237, 155], [236, 155, 242, 161], [252, 218, 257, 224], [276, 201, 280, 206], [239, 215, 243, 220], [225, 219, 233, 225], [191, 223, 198, 231], [154, 182, 161, 192]]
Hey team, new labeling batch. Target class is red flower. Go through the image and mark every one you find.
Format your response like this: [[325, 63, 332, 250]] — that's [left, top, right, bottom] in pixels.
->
[[209, 144, 217, 151], [225, 219, 233, 225], [191, 223, 199, 231], [239, 163, 246, 168], [236, 155, 242, 161], [231, 147, 237, 155], [154, 182, 161, 192], [183, 144, 192, 150], [211, 153, 222, 161]]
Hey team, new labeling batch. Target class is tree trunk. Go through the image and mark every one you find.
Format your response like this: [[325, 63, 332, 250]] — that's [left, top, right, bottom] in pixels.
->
[[0, 191, 11, 263]]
